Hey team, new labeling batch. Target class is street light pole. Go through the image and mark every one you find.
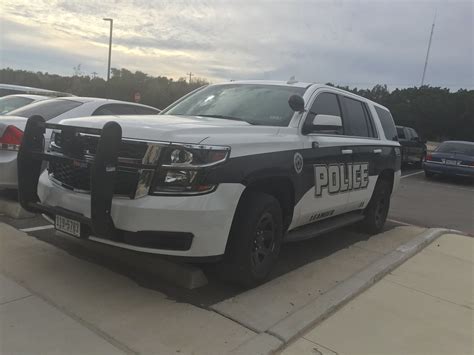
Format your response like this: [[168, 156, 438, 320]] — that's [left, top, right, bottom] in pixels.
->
[[103, 18, 113, 81]]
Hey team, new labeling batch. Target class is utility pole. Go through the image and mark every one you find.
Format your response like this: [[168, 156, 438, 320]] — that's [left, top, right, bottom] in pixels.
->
[[421, 11, 436, 87], [103, 18, 113, 81], [187, 72, 194, 84]]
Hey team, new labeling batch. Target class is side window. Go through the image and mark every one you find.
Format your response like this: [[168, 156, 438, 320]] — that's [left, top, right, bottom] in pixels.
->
[[304, 93, 343, 135], [134, 106, 160, 115], [93, 104, 136, 116], [396, 127, 406, 139], [375, 107, 398, 141], [409, 128, 418, 140], [341, 97, 374, 138]]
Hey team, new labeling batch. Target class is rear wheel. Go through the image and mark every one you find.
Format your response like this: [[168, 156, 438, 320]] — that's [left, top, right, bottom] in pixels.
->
[[360, 178, 392, 234], [425, 170, 434, 178], [222, 192, 283, 288]]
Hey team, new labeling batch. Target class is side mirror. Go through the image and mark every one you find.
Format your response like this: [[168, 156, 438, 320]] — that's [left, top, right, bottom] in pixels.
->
[[304, 114, 343, 135], [313, 114, 342, 128], [288, 94, 305, 112]]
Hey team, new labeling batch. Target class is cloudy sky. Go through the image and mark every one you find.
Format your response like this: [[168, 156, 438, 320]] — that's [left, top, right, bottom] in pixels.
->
[[0, 0, 472, 89]]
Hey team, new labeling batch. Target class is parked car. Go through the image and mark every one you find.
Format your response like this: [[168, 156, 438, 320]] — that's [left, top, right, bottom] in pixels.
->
[[423, 141, 474, 179], [396, 125, 427, 166], [0, 84, 72, 98], [0, 97, 160, 189], [16, 80, 401, 287], [0, 94, 49, 115]]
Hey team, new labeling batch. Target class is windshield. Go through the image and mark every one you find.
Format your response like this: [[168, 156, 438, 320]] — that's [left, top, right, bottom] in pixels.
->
[[162, 84, 306, 126], [0, 96, 35, 114], [436, 142, 474, 156], [7, 98, 83, 120]]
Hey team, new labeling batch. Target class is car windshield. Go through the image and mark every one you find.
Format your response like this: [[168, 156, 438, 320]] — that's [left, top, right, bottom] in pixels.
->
[[436, 142, 474, 156], [162, 84, 306, 126], [7, 98, 83, 121], [0, 96, 35, 114]]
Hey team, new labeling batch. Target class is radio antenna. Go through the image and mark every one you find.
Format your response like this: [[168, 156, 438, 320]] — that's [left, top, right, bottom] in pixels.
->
[[421, 10, 437, 86]]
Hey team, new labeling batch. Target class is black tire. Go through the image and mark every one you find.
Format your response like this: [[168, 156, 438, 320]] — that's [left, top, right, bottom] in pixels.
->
[[425, 170, 434, 178], [360, 178, 392, 234], [222, 191, 283, 288]]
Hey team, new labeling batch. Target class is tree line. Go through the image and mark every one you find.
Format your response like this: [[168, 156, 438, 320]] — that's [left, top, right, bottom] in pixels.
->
[[1, 67, 472, 141]]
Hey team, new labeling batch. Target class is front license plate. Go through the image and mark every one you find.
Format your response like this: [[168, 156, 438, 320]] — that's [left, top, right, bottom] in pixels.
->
[[55, 215, 81, 237], [445, 159, 458, 165]]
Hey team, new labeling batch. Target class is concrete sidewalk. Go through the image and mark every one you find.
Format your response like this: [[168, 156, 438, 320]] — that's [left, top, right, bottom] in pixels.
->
[[280, 233, 474, 355], [1, 274, 126, 355], [0, 222, 255, 355]]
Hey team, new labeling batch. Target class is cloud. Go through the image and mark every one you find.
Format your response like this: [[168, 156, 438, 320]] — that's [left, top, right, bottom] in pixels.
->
[[0, 0, 472, 89]]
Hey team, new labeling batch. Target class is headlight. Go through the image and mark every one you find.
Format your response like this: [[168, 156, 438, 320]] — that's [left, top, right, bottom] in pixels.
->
[[150, 143, 230, 195]]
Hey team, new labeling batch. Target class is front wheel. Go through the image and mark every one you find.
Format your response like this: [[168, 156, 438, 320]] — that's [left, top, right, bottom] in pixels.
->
[[222, 191, 283, 288], [360, 178, 392, 234]]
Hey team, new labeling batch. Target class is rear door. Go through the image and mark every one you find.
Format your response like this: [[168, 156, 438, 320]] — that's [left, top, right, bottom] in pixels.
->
[[338, 95, 380, 211], [408, 128, 423, 160]]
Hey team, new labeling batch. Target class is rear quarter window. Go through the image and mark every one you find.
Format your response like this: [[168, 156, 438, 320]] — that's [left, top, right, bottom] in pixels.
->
[[375, 107, 398, 141], [7, 99, 83, 121]]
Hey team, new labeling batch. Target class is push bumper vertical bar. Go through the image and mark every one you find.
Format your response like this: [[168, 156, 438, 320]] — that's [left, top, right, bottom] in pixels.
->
[[17, 115, 46, 212], [90, 121, 122, 238], [17, 116, 123, 239]]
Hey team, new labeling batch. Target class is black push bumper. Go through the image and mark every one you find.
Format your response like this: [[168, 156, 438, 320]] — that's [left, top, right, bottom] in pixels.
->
[[18, 115, 123, 239]]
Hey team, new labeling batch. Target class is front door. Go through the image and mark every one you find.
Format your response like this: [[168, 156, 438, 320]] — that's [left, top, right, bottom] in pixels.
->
[[291, 91, 352, 229]]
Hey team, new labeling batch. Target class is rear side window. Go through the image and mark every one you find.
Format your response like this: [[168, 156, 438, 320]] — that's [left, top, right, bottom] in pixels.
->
[[93, 104, 160, 116], [375, 107, 398, 141], [93, 104, 137, 116], [341, 97, 375, 138], [134, 106, 160, 115], [7, 99, 83, 121], [409, 128, 419, 139], [396, 127, 406, 139]]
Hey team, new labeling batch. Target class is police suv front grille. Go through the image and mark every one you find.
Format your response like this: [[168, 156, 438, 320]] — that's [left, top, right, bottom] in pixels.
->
[[53, 133, 147, 159], [49, 161, 139, 195], [48, 132, 147, 197]]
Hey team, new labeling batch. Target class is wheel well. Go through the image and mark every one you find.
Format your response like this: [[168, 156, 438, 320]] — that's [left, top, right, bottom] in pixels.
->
[[242, 178, 295, 232], [378, 169, 395, 192]]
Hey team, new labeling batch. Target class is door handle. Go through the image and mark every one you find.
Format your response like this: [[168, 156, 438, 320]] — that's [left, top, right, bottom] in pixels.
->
[[341, 149, 353, 155], [373, 149, 382, 154]]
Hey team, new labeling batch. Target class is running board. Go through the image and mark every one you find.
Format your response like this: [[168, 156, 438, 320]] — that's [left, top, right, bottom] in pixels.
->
[[285, 211, 365, 242]]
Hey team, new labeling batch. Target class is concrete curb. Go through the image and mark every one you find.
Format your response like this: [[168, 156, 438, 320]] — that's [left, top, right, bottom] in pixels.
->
[[231, 228, 462, 354], [0, 198, 35, 219], [53, 230, 209, 290]]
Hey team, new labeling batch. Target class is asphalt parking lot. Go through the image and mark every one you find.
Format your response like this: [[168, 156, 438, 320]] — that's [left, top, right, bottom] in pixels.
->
[[390, 167, 473, 235]]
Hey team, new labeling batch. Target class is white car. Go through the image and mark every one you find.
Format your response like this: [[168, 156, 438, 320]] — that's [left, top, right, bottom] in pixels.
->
[[17, 81, 401, 287], [0, 94, 49, 115], [0, 97, 160, 189]]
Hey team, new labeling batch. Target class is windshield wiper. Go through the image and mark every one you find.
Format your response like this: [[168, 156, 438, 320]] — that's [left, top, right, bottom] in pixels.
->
[[196, 114, 253, 124]]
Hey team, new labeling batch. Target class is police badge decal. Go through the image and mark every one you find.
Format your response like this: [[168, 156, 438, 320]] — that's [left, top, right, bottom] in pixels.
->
[[294, 153, 304, 174]]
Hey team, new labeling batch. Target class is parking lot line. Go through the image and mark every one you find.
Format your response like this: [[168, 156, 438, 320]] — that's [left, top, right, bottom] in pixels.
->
[[20, 225, 54, 232], [401, 171, 424, 179], [387, 219, 417, 227]]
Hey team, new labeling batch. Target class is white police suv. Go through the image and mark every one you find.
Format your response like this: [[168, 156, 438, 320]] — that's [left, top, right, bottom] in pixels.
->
[[17, 80, 401, 287]]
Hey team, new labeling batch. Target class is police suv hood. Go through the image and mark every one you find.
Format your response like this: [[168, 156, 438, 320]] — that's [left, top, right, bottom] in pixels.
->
[[59, 114, 281, 144]]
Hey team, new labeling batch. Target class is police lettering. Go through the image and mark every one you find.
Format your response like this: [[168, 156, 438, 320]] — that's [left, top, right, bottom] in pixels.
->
[[315, 162, 369, 197]]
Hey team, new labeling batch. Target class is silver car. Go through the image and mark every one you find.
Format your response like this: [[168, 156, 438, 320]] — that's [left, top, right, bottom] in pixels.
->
[[0, 97, 160, 189]]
